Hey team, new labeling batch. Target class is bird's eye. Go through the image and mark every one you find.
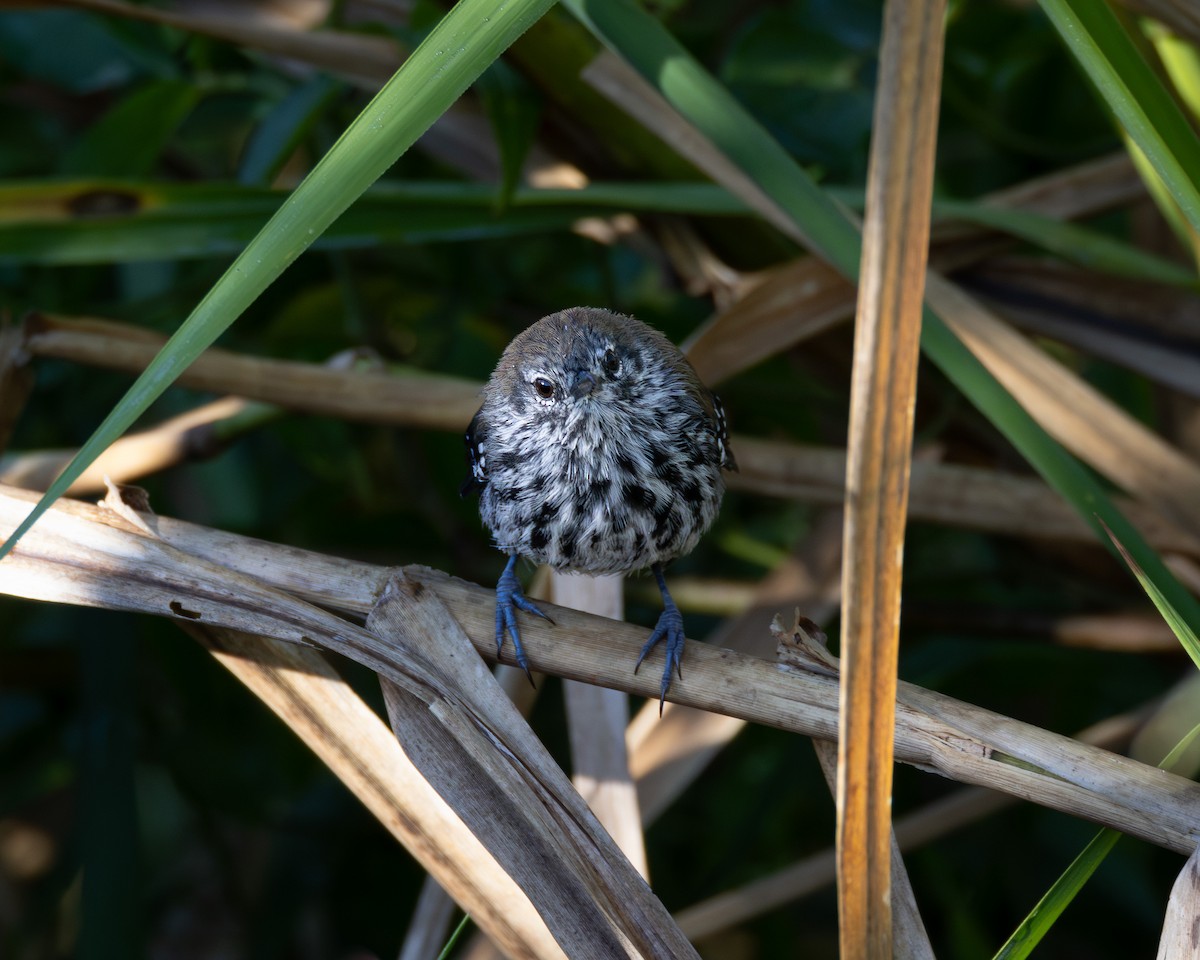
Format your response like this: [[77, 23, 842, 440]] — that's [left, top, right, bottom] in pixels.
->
[[532, 377, 556, 400], [601, 348, 620, 377]]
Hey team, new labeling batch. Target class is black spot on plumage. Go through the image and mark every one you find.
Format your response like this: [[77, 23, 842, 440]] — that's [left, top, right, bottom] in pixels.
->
[[582, 475, 612, 510], [616, 451, 638, 476], [491, 450, 519, 472], [530, 526, 549, 550], [652, 503, 676, 540], [655, 509, 684, 550], [536, 501, 557, 523], [623, 482, 655, 511]]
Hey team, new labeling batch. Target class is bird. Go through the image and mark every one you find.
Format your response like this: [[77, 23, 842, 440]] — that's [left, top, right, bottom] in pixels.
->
[[461, 306, 737, 706]]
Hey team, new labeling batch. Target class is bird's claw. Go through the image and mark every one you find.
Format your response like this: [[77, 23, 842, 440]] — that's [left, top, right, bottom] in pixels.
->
[[495, 556, 552, 685], [635, 603, 686, 715]]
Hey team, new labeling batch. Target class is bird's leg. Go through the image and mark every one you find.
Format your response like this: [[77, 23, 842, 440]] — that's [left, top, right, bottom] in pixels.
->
[[495, 554, 552, 684], [635, 563, 686, 712]]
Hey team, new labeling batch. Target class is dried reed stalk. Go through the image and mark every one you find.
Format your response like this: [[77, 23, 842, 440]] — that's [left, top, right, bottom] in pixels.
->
[[189, 620, 566, 959], [838, 0, 945, 951], [1157, 845, 1200, 959], [3, 484, 1199, 859]]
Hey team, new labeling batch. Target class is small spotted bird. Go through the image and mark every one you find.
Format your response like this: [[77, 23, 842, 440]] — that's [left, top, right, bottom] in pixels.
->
[[462, 306, 737, 704]]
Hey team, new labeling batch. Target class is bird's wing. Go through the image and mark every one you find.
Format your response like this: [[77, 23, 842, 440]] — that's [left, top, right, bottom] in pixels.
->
[[460, 407, 489, 496]]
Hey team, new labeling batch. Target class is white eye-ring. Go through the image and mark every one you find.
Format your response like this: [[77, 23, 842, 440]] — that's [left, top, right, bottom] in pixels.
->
[[531, 377, 555, 400]]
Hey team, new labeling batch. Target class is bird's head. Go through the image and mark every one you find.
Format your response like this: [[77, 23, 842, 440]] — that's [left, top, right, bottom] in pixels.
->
[[489, 307, 664, 426]]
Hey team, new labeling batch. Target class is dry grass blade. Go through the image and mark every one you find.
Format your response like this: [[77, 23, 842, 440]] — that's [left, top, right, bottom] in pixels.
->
[[5, 485, 1200, 858], [813, 739, 935, 960], [367, 578, 697, 958], [186, 622, 565, 959], [1115, 0, 1200, 47], [580, 51, 811, 249], [964, 256, 1200, 344], [1156, 844, 1200, 959], [398, 878, 459, 960], [838, 2, 945, 954]]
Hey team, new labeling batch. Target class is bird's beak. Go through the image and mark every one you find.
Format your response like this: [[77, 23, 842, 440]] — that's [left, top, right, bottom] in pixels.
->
[[569, 370, 597, 399]]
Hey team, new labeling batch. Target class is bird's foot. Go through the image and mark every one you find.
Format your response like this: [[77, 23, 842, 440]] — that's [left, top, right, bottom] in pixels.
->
[[635, 600, 686, 714], [495, 556, 552, 684]]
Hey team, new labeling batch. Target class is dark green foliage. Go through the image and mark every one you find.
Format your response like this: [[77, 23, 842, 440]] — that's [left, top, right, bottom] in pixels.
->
[[0, 1, 1193, 957]]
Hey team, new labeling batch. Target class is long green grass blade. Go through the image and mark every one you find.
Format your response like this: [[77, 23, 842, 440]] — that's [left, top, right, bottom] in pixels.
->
[[993, 828, 1121, 960], [1039, 0, 1200, 236], [0, 179, 750, 263], [560, 0, 1200, 634], [1101, 518, 1200, 670], [0, 0, 554, 560]]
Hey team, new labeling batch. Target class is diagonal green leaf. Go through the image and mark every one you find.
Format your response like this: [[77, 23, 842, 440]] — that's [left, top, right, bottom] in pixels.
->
[[992, 828, 1121, 960], [0, 0, 556, 560], [993, 709, 1200, 960], [560, 0, 1200, 636], [1039, 0, 1200, 237], [1100, 517, 1200, 670]]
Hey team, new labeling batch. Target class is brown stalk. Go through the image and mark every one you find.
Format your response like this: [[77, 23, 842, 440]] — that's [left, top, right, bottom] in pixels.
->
[[5, 485, 1200, 857], [22, 313, 481, 431], [1156, 845, 1200, 958], [838, 2, 945, 954], [628, 510, 844, 823], [924, 271, 1200, 536], [190, 621, 566, 959]]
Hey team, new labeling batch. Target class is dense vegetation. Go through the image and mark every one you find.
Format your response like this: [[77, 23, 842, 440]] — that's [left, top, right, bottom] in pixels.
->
[[1, 0, 1198, 957]]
